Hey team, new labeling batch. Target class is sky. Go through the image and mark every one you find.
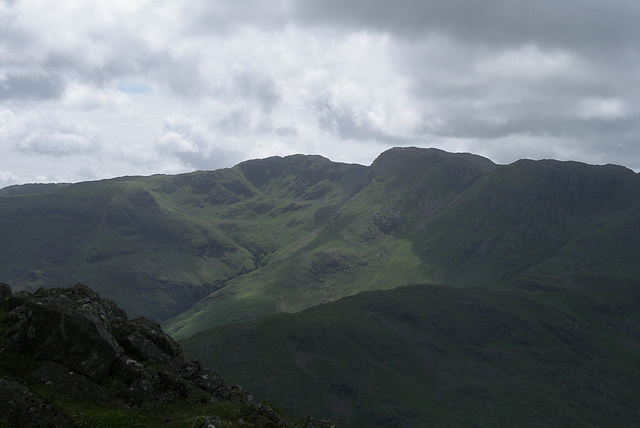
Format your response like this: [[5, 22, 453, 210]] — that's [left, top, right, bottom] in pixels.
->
[[1, 0, 639, 187]]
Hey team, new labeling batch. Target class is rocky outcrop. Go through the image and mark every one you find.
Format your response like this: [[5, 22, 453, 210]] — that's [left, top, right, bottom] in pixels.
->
[[0, 378, 73, 428], [0, 283, 336, 427]]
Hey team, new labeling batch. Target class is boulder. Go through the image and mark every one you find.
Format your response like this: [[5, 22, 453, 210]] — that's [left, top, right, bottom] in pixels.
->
[[0, 378, 73, 427], [113, 317, 184, 368], [2, 284, 124, 382], [0, 282, 11, 302], [0, 283, 338, 427], [0, 283, 216, 406], [30, 360, 111, 402]]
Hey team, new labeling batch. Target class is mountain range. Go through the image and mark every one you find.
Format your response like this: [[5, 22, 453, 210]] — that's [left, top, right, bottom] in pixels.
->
[[1, 147, 639, 426]]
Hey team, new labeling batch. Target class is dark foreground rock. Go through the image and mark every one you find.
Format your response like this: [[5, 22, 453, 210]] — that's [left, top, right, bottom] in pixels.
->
[[0, 282, 336, 427], [0, 378, 73, 427]]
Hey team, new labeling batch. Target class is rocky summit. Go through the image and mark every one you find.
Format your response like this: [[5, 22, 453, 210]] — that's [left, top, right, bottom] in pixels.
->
[[0, 283, 335, 427]]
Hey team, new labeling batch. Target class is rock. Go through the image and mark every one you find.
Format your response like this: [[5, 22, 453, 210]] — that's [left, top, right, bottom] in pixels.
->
[[30, 360, 111, 403], [0, 283, 213, 407], [373, 205, 401, 233], [0, 378, 73, 427], [113, 317, 184, 368], [0, 282, 11, 302], [2, 284, 124, 382], [0, 283, 338, 427], [181, 359, 229, 401], [199, 416, 222, 428]]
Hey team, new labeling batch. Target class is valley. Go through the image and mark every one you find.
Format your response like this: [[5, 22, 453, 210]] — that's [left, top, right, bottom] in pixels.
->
[[1, 147, 639, 426]]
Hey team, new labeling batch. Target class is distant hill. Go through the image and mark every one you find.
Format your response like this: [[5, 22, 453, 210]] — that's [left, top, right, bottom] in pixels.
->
[[2, 147, 640, 426], [1, 147, 638, 336], [180, 276, 640, 427]]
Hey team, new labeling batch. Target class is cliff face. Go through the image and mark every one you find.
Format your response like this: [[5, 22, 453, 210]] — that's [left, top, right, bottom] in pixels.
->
[[0, 283, 334, 427]]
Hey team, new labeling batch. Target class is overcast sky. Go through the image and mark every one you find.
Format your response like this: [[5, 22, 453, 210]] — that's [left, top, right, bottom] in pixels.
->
[[1, 0, 639, 187]]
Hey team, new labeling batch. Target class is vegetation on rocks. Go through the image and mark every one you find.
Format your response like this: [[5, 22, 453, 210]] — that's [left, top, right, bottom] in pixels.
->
[[0, 283, 335, 427]]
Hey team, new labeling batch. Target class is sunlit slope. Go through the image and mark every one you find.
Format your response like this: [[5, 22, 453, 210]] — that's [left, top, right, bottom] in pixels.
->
[[166, 148, 640, 337], [164, 148, 498, 337], [0, 155, 369, 319], [2, 147, 639, 333]]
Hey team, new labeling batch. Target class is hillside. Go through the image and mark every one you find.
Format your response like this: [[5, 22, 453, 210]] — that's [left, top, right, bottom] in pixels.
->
[[1, 147, 639, 338], [180, 276, 640, 427], [0, 155, 370, 321], [2, 147, 640, 426], [165, 148, 640, 338]]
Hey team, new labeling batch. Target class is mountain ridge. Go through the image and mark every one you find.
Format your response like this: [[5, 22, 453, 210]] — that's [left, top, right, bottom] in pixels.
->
[[1, 147, 638, 336], [2, 147, 640, 426]]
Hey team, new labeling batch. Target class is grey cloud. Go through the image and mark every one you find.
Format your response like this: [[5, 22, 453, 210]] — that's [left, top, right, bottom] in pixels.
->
[[155, 115, 236, 170], [431, 109, 640, 142], [315, 96, 408, 144], [185, 0, 291, 34], [210, 71, 281, 134], [231, 71, 281, 112], [16, 131, 96, 157], [2, 0, 640, 189], [291, 1, 640, 55], [216, 110, 250, 135], [1, 1, 170, 91], [0, 170, 19, 188], [0, 74, 65, 101], [45, 38, 160, 87], [4, 111, 100, 157]]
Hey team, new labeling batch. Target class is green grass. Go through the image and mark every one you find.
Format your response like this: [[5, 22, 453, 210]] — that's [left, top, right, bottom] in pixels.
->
[[180, 276, 640, 427], [3, 149, 640, 426], [48, 393, 263, 428], [3, 148, 640, 340]]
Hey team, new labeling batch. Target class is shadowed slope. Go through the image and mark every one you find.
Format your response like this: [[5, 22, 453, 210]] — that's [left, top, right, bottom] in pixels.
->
[[181, 276, 640, 427]]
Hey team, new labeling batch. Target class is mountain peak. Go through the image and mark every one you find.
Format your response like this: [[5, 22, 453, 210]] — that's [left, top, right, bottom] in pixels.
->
[[371, 146, 496, 175]]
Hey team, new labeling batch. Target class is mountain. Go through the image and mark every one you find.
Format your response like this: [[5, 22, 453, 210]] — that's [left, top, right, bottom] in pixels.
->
[[0, 283, 334, 427], [166, 148, 640, 338], [0, 155, 369, 321], [2, 147, 640, 426], [1, 147, 639, 338], [180, 276, 640, 427]]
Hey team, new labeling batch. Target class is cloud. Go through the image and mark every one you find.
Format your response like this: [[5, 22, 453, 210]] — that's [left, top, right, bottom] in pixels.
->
[[0, 74, 65, 101], [62, 84, 132, 111], [184, 0, 292, 34], [577, 98, 629, 122], [230, 70, 281, 112], [1, 108, 99, 156], [314, 95, 409, 145], [291, 0, 640, 55], [2, 1, 640, 188], [155, 114, 236, 170], [0, 170, 19, 187]]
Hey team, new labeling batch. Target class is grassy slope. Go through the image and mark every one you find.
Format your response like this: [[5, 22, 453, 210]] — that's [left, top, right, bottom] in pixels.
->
[[0, 176, 220, 320], [165, 165, 429, 339], [408, 159, 640, 284], [2, 147, 639, 333], [169, 149, 640, 337], [0, 156, 372, 320], [181, 275, 640, 427]]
